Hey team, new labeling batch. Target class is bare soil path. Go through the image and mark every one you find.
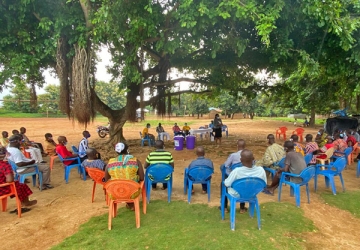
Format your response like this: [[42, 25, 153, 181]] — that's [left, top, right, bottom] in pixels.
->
[[1, 117, 360, 249]]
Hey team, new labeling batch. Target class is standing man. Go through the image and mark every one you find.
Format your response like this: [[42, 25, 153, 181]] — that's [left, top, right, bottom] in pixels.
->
[[264, 141, 306, 195], [213, 114, 223, 146], [187, 146, 214, 194], [7, 135, 53, 190], [78, 130, 91, 162], [156, 123, 171, 141], [224, 149, 267, 213], [256, 134, 286, 168], [144, 140, 174, 190]]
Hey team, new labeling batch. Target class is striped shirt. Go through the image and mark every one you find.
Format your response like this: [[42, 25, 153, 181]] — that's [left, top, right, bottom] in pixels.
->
[[146, 150, 174, 165]]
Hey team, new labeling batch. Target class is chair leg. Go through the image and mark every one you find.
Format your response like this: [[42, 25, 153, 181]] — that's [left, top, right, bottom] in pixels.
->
[[221, 187, 226, 220], [146, 180, 151, 204], [183, 169, 188, 195], [108, 201, 113, 230], [329, 176, 337, 195], [325, 176, 330, 188], [32, 174, 37, 187], [230, 198, 236, 231], [168, 178, 172, 203], [134, 199, 140, 228], [207, 180, 211, 202], [339, 174, 345, 192], [306, 183, 310, 204], [141, 185, 147, 214], [255, 200, 261, 230], [357, 162, 360, 178], [314, 173, 318, 192], [1, 198, 7, 212], [187, 180, 192, 204], [294, 186, 300, 207], [249, 201, 255, 217], [278, 180, 283, 202]]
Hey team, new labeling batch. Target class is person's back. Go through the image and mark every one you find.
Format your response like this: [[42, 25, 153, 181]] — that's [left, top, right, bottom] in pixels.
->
[[107, 154, 139, 182], [256, 134, 285, 167], [285, 151, 306, 183]]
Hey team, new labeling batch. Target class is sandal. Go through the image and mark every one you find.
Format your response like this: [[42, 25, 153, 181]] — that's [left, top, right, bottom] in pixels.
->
[[262, 189, 274, 196], [239, 207, 248, 214], [9, 207, 31, 214]]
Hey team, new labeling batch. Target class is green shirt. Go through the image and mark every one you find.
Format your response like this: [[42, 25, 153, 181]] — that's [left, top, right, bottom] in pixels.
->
[[146, 150, 174, 165]]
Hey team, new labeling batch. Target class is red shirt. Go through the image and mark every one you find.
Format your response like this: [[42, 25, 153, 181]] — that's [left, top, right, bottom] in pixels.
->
[[0, 160, 13, 195], [346, 136, 357, 147], [56, 144, 75, 166]]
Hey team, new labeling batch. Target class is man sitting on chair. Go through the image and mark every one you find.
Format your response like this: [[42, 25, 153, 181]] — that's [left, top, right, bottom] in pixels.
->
[[78, 131, 91, 162], [263, 141, 306, 195], [182, 123, 191, 136], [290, 134, 305, 156], [0, 131, 9, 147], [81, 148, 106, 171], [187, 146, 213, 194], [0, 146, 37, 210], [44, 133, 57, 156], [143, 123, 155, 144], [172, 123, 185, 137], [144, 140, 174, 190], [156, 123, 170, 141], [222, 139, 246, 176], [256, 134, 285, 168], [56, 136, 78, 166], [224, 149, 267, 213]]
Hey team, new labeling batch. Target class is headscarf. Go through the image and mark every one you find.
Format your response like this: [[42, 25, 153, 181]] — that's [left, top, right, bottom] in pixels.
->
[[114, 142, 133, 165]]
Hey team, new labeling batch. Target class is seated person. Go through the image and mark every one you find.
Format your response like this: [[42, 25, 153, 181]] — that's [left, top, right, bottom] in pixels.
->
[[7, 135, 53, 190], [144, 140, 174, 190], [264, 141, 306, 195], [316, 135, 335, 159], [44, 133, 57, 156], [82, 148, 106, 171], [172, 123, 185, 137], [142, 123, 155, 143], [345, 130, 357, 147], [256, 134, 286, 168], [156, 123, 170, 141], [315, 129, 327, 148], [224, 149, 267, 213], [0, 131, 9, 147], [20, 127, 45, 154], [352, 129, 360, 142], [105, 143, 144, 210], [290, 134, 305, 156], [304, 134, 319, 165], [209, 121, 214, 129], [0, 146, 37, 210], [78, 131, 91, 162], [303, 118, 310, 127], [333, 133, 348, 157], [13, 131, 45, 164], [182, 123, 191, 135], [187, 146, 213, 194], [56, 136, 78, 165]]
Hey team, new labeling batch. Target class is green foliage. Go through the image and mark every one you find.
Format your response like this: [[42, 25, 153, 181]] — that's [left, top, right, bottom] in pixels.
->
[[1, 82, 34, 112], [37, 84, 60, 113], [52, 201, 315, 250], [95, 81, 126, 110]]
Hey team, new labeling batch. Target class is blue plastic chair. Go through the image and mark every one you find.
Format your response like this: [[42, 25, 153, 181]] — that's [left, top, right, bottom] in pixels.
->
[[145, 163, 174, 203], [140, 132, 152, 147], [8, 160, 43, 191], [220, 177, 266, 230], [220, 162, 242, 182], [183, 166, 214, 203], [331, 147, 352, 165], [56, 151, 86, 184], [263, 157, 285, 179], [357, 161, 360, 178], [304, 153, 313, 165], [314, 157, 346, 195], [278, 166, 316, 207]]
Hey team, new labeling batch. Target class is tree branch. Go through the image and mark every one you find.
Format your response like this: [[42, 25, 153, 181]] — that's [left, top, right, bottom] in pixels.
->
[[143, 77, 209, 88], [80, 0, 92, 29], [144, 90, 211, 106], [141, 46, 161, 62], [33, 12, 41, 21]]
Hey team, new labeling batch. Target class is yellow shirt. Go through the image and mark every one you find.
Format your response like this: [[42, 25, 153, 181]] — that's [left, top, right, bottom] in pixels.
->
[[0, 137, 9, 147], [142, 127, 149, 137], [183, 125, 190, 131], [44, 140, 57, 156]]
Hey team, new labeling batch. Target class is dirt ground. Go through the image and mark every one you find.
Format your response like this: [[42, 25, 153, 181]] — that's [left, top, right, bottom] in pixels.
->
[[1, 117, 360, 249]]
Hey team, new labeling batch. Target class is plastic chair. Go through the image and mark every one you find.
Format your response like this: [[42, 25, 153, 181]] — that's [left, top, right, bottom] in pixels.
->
[[314, 157, 346, 195], [349, 143, 357, 165], [275, 126, 288, 140], [86, 168, 106, 203], [145, 163, 174, 203], [357, 160, 360, 178], [292, 128, 305, 142], [316, 147, 335, 165], [105, 180, 146, 230], [0, 182, 22, 218], [304, 153, 313, 165], [222, 125, 229, 137], [278, 166, 316, 207], [331, 147, 352, 165], [56, 151, 86, 183], [220, 177, 266, 230], [183, 166, 214, 203], [220, 162, 243, 182], [263, 157, 285, 180], [49, 155, 59, 170], [139, 132, 152, 147], [8, 160, 43, 191]]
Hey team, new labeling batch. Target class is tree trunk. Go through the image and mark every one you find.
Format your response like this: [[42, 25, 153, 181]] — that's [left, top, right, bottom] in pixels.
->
[[310, 107, 316, 127], [231, 113, 234, 119], [356, 95, 360, 113], [249, 112, 255, 119], [197, 113, 200, 119]]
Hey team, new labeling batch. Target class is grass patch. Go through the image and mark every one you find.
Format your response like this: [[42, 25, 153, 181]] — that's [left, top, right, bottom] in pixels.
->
[[0, 110, 66, 118], [53, 201, 315, 250], [320, 191, 360, 218]]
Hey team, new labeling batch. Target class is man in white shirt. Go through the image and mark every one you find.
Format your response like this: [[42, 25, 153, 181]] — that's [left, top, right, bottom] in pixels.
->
[[7, 135, 53, 190], [78, 131, 90, 162], [224, 149, 267, 213], [156, 123, 170, 141]]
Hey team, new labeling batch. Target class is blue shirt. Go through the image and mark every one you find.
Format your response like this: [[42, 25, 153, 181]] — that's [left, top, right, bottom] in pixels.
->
[[188, 156, 214, 170]]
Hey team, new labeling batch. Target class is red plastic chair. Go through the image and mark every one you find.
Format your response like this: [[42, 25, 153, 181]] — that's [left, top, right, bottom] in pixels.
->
[[49, 155, 59, 170], [0, 182, 22, 218], [292, 128, 305, 142], [276, 127, 288, 140], [86, 168, 107, 203], [105, 180, 146, 230]]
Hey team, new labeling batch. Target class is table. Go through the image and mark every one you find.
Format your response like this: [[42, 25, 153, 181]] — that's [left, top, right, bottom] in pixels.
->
[[189, 128, 213, 138]]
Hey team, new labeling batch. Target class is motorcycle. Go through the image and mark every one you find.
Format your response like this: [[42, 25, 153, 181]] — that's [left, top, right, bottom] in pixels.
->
[[96, 125, 110, 138]]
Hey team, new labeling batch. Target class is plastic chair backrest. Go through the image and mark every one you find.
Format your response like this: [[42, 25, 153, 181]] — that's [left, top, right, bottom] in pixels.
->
[[279, 127, 288, 132], [344, 147, 352, 157], [146, 163, 174, 181], [325, 147, 335, 158], [276, 157, 286, 168], [295, 128, 304, 134], [332, 157, 347, 174], [222, 125, 228, 131], [230, 177, 266, 199], [105, 180, 140, 200], [297, 166, 316, 185], [71, 146, 79, 153], [304, 153, 313, 165], [8, 160, 18, 172], [188, 166, 214, 182], [230, 162, 243, 171], [86, 168, 105, 183], [56, 151, 65, 162]]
